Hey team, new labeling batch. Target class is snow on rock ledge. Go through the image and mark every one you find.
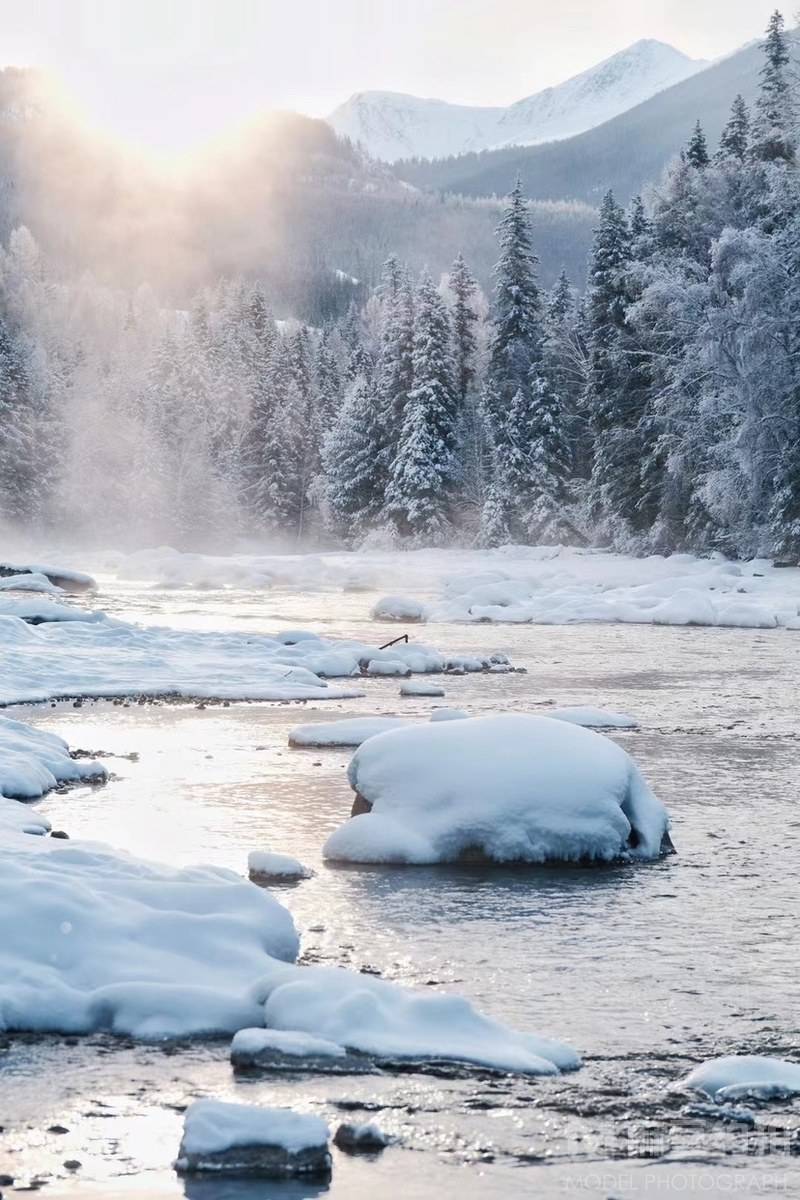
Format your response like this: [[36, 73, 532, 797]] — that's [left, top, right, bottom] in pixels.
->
[[253, 959, 580, 1075], [324, 713, 671, 866], [176, 1098, 330, 1178], [677, 1056, 800, 1102]]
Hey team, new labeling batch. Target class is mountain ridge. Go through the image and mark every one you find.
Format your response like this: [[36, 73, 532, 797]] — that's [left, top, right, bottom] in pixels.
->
[[328, 39, 707, 162]]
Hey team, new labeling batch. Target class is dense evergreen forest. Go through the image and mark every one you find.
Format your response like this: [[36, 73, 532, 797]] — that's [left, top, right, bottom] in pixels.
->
[[2, 11, 800, 557]]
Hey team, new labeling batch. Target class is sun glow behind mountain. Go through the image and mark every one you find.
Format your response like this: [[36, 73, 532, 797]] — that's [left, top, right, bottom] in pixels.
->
[[0, 0, 780, 160]]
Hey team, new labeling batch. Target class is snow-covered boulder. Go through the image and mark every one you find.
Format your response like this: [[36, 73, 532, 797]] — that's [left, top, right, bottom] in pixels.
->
[[248, 851, 313, 882], [324, 713, 671, 866], [333, 1121, 389, 1152], [231, 1027, 369, 1074], [677, 1056, 800, 1102], [371, 594, 429, 622], [255, 959, 579, 1074], [175, 1099, 331, 1178], [363, 658, 411, 677]]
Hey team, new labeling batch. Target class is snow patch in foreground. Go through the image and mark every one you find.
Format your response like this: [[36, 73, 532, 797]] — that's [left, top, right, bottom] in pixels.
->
[[255, 959, 579, 1075], [678, 1056, 800, 1102], [324, 713, 669, 865], [0, 833, 299, 1038]]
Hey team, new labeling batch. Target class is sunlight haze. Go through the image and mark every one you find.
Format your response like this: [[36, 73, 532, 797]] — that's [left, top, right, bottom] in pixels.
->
[[0, 0, 783, 154]]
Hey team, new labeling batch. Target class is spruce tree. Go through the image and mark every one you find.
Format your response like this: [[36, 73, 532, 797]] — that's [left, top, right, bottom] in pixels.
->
[[717, 95, 751, 161], [387, 271, 459, 542], [686, 121, 710, 169], [448, 252, 479, 407], [751, 10, 796, 164], [486, 176, 542, 425], [323, 373, 383, 539]]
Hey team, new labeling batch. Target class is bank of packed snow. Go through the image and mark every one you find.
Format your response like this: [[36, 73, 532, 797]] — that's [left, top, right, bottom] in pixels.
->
[[253, 959, 579, 1074], [0, 593, 495, 706], [324, 713, 669, 865], [678, 1056, 800, 1102], [92, 544, 800, 630], [0, 715, 106, 837], [374, 550, 800, 629]]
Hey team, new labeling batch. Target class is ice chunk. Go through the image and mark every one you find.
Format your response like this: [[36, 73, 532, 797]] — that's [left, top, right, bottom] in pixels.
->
[[548, 706, 639, 729], [289, 717, 411, 748], [677, 1055, 800, 1102], [324, 713, 670, 865], [176, 1098, 330, 1177], [400, 681, 446, 698]]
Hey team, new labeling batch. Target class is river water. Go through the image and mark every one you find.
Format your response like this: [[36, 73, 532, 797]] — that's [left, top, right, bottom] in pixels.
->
[[3, 578, 800, 1197]]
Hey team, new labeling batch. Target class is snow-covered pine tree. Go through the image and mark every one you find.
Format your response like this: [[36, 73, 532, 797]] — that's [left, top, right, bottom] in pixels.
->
[[386, 270, 459, 543], [323, 372, 384, 540], [751, 9, 796, 164], [717, 95, 751, 162], [686, 121, 710, 169], [481, 177, 545, 544], [375, 264, 415, 510], [447, 252, 490, 522]]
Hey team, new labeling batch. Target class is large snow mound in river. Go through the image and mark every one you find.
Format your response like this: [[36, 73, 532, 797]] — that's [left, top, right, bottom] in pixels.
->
[[255, 959, 579, 1074], [678, 1055, 800, 1101], [0, 833, 299, 1037], [324, 713, 669, 865], [0, 596, 488, 704], [0, 714, 106, 801]]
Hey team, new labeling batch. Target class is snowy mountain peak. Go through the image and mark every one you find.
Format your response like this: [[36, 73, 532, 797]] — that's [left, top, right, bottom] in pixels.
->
[[328, 40, 707, 163]]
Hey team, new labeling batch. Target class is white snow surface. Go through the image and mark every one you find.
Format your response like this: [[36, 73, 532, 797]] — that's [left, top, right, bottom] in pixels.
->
[[0, 594, 480, 705], [0, 714, 106, 802], [324, 713, 668, 865], [87, 544, 800, 631], [256, 959, 579, 1074], [678, 1056, 800, 1102], [248, 851, 313, 879], [0, 829, 299, 1038], [178, 1099, 329, 1157], [328, 40, 705, 161], [231, 1027, 347, 1060], [400, 681, 446, 697]]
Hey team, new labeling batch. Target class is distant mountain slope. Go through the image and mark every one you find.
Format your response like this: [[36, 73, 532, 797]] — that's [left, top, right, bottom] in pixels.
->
[[393, 39, 763, 204], [328, 40, 705, 162], [0, 73, 596, 318]]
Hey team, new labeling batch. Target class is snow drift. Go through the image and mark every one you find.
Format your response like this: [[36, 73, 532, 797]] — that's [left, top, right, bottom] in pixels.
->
[[324, 713, 671, 865], [252, 959, 580, 1074]]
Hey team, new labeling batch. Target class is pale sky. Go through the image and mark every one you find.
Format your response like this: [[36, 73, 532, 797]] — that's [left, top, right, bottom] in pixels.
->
[[1, 0, 782, 154]]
